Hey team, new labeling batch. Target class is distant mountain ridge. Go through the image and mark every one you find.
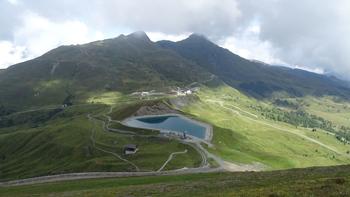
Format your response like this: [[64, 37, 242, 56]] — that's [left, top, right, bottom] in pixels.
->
[[1, 31, 350, 110], [157, 34, 350, 98], [0, 32, 211, 109]]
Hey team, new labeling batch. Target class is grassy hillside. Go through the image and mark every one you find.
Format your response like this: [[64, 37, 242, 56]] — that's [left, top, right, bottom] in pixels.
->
[[181, 85, 350, 169], [0, 100, 202, 181], [302, 96, 350, 128], [2, 165, 350, 196], [2, 83, 350, 181], [2, 84, 350, 180], [264, 95, 350, 142]]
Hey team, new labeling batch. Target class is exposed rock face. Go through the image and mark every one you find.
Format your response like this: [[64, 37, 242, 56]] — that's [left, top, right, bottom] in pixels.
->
[[132, 95, 199, 117], [133, 102, 179, 116]]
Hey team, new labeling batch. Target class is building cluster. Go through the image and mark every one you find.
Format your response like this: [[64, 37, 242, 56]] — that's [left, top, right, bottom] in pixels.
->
[[130, 86, 200, 98], [171, 87, 200, 96]]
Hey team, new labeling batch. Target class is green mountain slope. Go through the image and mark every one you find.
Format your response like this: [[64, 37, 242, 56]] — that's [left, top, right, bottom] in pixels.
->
[[1, 31, 350, 110], [0, 32, 211, 110]]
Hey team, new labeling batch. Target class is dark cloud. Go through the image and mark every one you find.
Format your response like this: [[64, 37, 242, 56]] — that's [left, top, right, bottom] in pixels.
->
[[19, 0, 242, 37]]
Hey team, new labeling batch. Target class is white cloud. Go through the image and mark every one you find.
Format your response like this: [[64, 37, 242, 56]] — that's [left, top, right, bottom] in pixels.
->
[[147, 32, 191, 42], [0, 12, 106, 68], [6, 0, 20, 5], [293, 65, 324, 74], [15, 12, 104, 54], [0, 41, 27, 68], [0, 26, 192, 68], [218, 23, 286, 66]]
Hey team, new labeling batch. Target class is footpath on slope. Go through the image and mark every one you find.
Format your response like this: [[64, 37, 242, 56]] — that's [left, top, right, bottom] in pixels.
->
[[157, 150, 188, 172], [207, 99, 343, 155], [88, 113, 140, 171]]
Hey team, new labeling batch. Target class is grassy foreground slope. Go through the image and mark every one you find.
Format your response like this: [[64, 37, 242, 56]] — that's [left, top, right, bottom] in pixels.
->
[[1, 165, 350, 196], [182, 85, 350, 169]]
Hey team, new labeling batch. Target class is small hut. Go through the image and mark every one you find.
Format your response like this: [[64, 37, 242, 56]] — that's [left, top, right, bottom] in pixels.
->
[[123, 144, 138, 155]]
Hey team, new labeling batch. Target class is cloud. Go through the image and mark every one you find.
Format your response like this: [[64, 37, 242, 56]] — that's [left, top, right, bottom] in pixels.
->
[[238, 0, 350, 78], [218, 22, 286, 66], [18, 0, 241, 37], [6, 0, 19, 5], [147, 32, 191, 42], [0, 11, 105, 68], [293, 65, 324, 74], [0, 0, 349, 79], [0, 41, 27, 67], [14, 12, 103, 55]]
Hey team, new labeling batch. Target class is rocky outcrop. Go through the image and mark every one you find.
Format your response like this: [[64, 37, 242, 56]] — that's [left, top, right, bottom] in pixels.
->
[[132, 95, 199, 117], [133, 102, 179, 116]]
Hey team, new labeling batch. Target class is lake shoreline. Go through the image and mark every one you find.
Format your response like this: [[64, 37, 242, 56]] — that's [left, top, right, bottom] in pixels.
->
[[122, 113, 213, 142]]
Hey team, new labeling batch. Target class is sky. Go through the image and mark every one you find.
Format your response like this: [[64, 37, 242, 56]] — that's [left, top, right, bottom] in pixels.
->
[[0, 0, 349, 79]]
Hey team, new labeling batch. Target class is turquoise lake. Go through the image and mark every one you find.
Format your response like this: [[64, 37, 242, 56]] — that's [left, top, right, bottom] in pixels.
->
[[124, 115, 207, 139]]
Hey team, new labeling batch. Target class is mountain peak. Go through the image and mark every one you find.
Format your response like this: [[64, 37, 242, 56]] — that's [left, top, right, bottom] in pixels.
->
[[187, 33, 209, 41], [179, 33, 214, 46], [127, 31, 151, 42]]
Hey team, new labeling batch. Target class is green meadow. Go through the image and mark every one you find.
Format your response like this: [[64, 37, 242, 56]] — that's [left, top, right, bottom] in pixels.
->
[[2, 84, 350, 181], [182, 85, 350, 169]]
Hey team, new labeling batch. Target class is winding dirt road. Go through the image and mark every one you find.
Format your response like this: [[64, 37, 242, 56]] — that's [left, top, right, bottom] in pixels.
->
[[88, 114, 140, 171], [157, 149, 188, 172], [0, 105, 261, 187]]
